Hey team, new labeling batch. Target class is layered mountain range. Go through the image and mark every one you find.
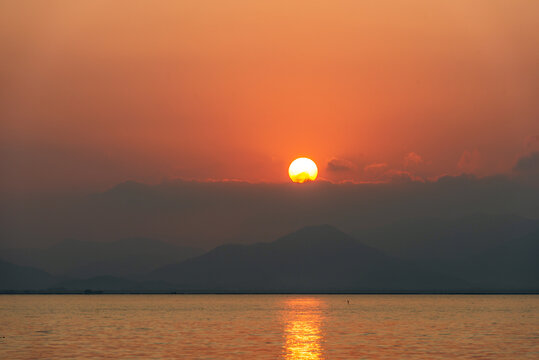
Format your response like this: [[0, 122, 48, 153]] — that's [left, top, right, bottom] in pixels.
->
[[1, 215, 538, 293]]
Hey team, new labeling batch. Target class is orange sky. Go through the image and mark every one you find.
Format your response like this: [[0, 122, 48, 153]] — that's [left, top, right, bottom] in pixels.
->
[[1, 1, 538, 193]]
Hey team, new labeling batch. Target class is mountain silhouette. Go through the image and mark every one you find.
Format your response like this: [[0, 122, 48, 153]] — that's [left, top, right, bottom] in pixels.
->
[[52, 275, 175, 292], [151, 225, 467, 292], [0, 260, 59, 290], [357, 214, 539, 290], [1, 238, 203, 278], [452, 229, 539, 290], [2, 222, 536, 292], [357, 214, 538, 261]]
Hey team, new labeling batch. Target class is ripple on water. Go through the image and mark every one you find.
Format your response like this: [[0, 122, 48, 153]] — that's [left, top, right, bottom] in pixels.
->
[[0, 295, 537, 359]]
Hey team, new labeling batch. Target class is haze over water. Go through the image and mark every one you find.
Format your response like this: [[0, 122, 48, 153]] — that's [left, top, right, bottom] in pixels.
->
[[1, 295, 537, 359]]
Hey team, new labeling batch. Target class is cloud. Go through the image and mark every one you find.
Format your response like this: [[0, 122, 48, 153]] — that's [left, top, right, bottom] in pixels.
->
[[384, 169, 424, 183], [403, 152, 423, 167], [326, 158, 356, 172], [457, 150, 481, 173], [513, 151, 539, 173], [362, 162, 390, 182], [363, 163, 388, 171], [363, 163, 427, 183]]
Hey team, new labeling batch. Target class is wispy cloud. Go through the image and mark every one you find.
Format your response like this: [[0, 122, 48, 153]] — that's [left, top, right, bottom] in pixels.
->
[[457, 150, 481, 173], [327, 158, 356, 172], [403, 152, 423, 167]]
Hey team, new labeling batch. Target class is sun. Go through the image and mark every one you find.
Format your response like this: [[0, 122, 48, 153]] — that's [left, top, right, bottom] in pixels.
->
[[288, 157, 318, 183]]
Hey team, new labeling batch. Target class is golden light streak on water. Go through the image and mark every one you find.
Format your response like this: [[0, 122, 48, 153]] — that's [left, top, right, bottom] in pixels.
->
[[283, 298, 324, 359]]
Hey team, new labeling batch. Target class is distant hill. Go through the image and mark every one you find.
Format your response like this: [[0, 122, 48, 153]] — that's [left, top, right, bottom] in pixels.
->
[[0, 238, 203, 278], [1, 221, 536, 292], [356, 214, 538, 261], [52, 276, 175, 292], [0, 259, 175, 292], [150, 225, 467, 292], [0, 260, 59, 290], [451, 230, 539, 290], [357, 214, 539, 290]]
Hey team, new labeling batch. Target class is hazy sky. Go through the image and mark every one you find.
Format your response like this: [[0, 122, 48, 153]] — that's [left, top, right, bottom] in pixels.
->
[[1, 1, 539, 194]]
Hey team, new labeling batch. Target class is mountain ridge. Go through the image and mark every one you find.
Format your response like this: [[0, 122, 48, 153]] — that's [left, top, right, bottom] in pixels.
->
[[1, 222, 537, 292], [0, 237, 203, 278], [150, 225, 468, 292]]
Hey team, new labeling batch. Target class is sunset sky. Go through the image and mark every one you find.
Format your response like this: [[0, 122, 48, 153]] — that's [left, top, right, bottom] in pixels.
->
[[1, 1, 539, 194]]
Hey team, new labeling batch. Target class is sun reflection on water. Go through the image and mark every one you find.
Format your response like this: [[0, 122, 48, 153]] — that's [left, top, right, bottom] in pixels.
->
[[283, 298, 325, 360]]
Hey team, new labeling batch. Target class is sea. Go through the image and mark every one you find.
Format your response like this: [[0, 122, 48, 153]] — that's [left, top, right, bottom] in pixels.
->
[[0, 295, 537, 359]]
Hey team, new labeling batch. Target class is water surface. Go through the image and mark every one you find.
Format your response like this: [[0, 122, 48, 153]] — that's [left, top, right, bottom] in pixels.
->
[[0, 295, 537, 359]]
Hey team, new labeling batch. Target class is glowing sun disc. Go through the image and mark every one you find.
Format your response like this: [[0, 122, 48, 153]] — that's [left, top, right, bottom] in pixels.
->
[[289, 157, 318, 183]]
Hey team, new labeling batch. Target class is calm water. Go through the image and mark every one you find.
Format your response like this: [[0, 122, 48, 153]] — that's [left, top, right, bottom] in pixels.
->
[[0, 295, 537, 359]]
